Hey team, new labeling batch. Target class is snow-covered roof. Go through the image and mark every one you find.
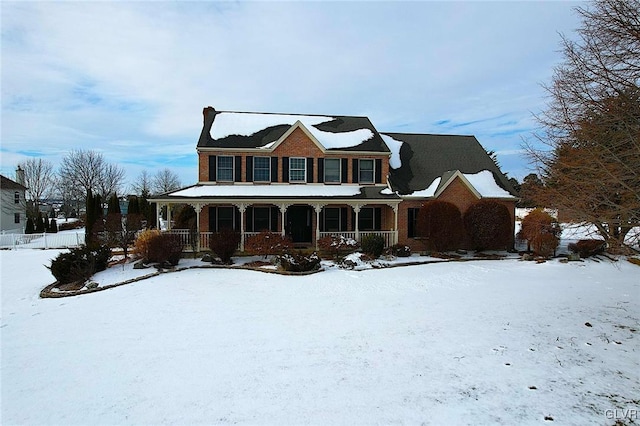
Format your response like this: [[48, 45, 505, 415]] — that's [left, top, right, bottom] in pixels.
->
[[400, 171, 512, 199], [198, 108, 389, 153], [380, 134, 403, 169], [157, 184, 399, 201]]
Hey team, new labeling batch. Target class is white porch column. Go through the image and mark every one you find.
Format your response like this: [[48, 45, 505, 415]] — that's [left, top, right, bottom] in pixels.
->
[[279, 204, 289, 237], [393, 204, 399, 245], [167, 204, 172, 230], [155, 203, 161, 230], [314, 204, 324, 250], [353, 205, 361, 241], [235, 203, 247, 252], [193, 203, 203, 252]]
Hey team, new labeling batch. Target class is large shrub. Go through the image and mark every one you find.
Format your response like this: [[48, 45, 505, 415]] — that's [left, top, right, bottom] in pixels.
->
[[48, 245, 111, 284], [134, 229, 162, 260], [317, 235, 359, 260], [277, 252, 321, 272], [147, 233, 183, 266], [209, 229, 241, 264], [361, 234, 385, 258], [245, 231, 292, 258], [464, 200, 512, 251], [416, 200, 464, 251], [568, 239, 606, 258], [517, 208, 561, 257]]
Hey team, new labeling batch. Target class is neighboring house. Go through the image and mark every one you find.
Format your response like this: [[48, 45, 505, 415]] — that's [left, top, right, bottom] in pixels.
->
[[0, 173, 27, 233], [151, 107, 518, 251]]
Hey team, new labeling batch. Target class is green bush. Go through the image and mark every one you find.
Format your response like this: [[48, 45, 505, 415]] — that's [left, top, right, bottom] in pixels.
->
[[48, 245, 111, 284], [386, 244, 411, 257], [277, 252, 321, 272], [361, 234, 385, 257], [209, 229, 241, 264]]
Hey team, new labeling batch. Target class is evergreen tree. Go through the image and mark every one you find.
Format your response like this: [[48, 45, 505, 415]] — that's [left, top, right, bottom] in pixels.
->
[[35, 212, 45, 233], [25, 217, 35, 234], [49, 218, 58, 233]]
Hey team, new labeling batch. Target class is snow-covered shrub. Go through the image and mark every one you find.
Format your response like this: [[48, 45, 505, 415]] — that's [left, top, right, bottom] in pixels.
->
[[277, 252, 321, 272], [568, 239, 606, 258], [245, 231, 292, 258], [416, 200, 464, 251], [464, 200, 512, 251], [361, 234, 385, 258], [148, 233, 183, 266], [209, 229, 241, 264], [48, 245, 111, 284], [318, 235, 359, 260], [134, 229, 161, 261], [386, 244, 411, 257], [517, 208, 561, 257]]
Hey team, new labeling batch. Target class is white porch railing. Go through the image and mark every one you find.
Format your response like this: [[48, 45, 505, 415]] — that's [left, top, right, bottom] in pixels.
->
[[0, 232, 85, 250], [165, 229, 398, 252]]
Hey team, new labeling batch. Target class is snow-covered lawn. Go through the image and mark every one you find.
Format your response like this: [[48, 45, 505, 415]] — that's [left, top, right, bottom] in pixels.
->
[[1, 250, 639, 425]]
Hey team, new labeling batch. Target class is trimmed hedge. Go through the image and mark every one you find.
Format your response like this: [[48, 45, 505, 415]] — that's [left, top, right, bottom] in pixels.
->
[[48, 245, 111, 284], [386, 244, 411, 257], [464, 200, 512, 251], [209, 229, 241, 264], [416, 200, 464, 251], [277, 252, 321, 272], [517, 208, 561, 257], [361, 234, 385, 258]]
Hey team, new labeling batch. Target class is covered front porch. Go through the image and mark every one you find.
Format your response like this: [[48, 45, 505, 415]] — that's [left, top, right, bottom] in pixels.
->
[[158, 201, 400, 252]]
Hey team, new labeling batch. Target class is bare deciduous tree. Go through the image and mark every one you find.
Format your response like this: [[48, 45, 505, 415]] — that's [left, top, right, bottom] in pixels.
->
[[131, 170, 153, 198], [16, 158, 56, 218], [526, 0, 640, 253], [152, 168, 181, 195], [97, 163, 126, 199], [58, 149, 106, 199]]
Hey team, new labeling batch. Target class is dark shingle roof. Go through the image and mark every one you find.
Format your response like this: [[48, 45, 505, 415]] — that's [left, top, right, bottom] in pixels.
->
[[197, 107, 390, 153], [1, 175, 27, 191], [383, 133, 518, 197]]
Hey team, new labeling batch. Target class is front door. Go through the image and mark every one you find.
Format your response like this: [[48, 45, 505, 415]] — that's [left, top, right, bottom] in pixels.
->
[[287, 206, 312, 243]]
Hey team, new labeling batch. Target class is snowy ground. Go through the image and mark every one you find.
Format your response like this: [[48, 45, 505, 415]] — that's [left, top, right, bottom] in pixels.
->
[[1, 249, 639, 425]]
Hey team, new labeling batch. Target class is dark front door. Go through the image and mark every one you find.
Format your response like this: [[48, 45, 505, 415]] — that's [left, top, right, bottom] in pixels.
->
[[287, 206, 312, 243]]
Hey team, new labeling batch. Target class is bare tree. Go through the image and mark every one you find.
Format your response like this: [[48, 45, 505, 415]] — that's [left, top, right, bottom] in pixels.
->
[[152, 168, 181, 195], [97, 163, 126, 199], [131, 170, 153, 198], [58, 149, 106, 199], [526, 0, 640, 253], [16, 158, 56, 218]]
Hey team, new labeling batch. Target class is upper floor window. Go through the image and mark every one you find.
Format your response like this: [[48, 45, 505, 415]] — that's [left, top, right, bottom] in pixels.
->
[[217, 156, 234, 182], [14, 191, 20, 204], [359, 159, 374, 183], [14, 213, 20, 224], [289, 157, 306, 183], [253, 157, 271, 182], [324, 159, 341, 183]]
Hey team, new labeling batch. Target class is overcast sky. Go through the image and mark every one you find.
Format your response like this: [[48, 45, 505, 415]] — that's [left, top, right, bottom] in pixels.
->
[[1, 1, 585, 191]]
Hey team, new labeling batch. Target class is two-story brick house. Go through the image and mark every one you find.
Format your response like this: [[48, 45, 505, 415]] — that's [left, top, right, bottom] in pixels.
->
[[151, 107, 518, 251]]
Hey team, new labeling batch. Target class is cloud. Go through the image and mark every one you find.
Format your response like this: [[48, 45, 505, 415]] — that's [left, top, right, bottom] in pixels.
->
[[1, 1, 584, 185]]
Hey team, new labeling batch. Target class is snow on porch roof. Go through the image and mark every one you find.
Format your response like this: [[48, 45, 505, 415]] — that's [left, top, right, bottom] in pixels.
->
[[199, 109, 390, 153], [155, 184, 401, 200]]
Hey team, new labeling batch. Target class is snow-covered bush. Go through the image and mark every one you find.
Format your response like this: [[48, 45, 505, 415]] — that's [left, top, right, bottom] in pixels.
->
[[464, 200, 512, 251], [245, 231, 292, 258], [416, 200, 464, 251], [386, 244, 411, 257], [568, 239, 606, 258], [209, 229, 241, 264], [318, 235, 359, 260], [361, 234, 385, 258], [48, 245, 111, 284], [277, 252, 321, 272]]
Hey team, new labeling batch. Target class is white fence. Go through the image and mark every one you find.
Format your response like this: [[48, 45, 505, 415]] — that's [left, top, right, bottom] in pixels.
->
[[0, 232, 85, 250], [318, 231, 398, 248]]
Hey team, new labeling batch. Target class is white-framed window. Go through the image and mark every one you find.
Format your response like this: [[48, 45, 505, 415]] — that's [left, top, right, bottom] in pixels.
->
[[324, 158, 341, 183], [253, 157, 271, 182], [217, 156, 234, 182], [289, 157, 306, 183], [359, 159, 374, 183], [324, 207, 341, 232], [14, 191, 20, 204], [14, 213, 20, 224]]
